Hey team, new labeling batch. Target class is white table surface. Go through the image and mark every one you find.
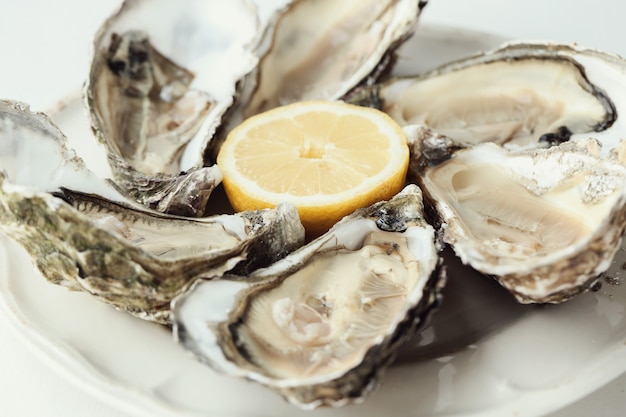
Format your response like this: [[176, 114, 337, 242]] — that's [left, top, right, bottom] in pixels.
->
[[1, 0, 626, 416]]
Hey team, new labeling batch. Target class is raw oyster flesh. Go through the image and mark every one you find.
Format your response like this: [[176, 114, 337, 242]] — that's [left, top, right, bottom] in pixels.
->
[[173, 185, 445, 409], [354, 42, 625, 153], [85, 0, 260, 215], [409, 133, 626, 303], [0, 100, 304, 323], [205, 0, 428, 162]]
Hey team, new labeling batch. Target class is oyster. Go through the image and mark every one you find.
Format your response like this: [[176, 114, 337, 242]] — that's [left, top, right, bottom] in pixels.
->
[[85, 0, 261, 215], [173, 185, 445, 409], [408, 130, 626, 303], [205, 0, 428, 162], [353, 42, 624, 153], [0, 100, 304, 323]]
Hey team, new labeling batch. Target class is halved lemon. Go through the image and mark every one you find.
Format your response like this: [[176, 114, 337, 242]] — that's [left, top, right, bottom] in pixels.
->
[[217, 100, 409, 236]]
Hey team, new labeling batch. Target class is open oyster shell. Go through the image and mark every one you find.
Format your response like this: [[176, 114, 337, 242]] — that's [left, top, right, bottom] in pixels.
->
[[0, 100, 304, 323], [408, 130, 626, 303], [85, 0, 261, 216], [243, 0, 426, 117], [172, 184, 445, 409], [353, 42, 625, 154]]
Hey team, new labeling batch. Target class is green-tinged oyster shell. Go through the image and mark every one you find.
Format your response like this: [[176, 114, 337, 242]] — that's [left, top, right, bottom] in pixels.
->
[[0, 100, 304, 323]]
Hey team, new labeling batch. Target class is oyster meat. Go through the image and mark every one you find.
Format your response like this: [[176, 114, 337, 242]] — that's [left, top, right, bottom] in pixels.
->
[[86, 0, 261, 215], [409, 132, 626, 303], [0, 100, 304, 323], [173, 185, 444, 409]]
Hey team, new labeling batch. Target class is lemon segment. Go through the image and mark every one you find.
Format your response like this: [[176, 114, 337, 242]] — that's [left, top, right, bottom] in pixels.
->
[[217, 100, 409, 235]]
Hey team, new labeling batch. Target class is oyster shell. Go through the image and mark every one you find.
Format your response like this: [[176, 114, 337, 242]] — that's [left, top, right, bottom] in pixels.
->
[[244, 0, 426, 117], [0, 100, 304, 323], [408, 130, 626, 303], [205, 0, 428, 162], [172, 185, 445, 409], [85, 0, 261, 215], [353, 42, 624, 153]]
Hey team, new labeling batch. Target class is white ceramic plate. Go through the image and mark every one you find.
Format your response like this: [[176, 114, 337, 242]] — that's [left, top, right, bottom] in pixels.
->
[[2, 24, 626, 417]]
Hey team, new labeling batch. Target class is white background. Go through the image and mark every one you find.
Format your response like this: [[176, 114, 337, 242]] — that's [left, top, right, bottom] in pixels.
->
[[1, 0, 626, 416]]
